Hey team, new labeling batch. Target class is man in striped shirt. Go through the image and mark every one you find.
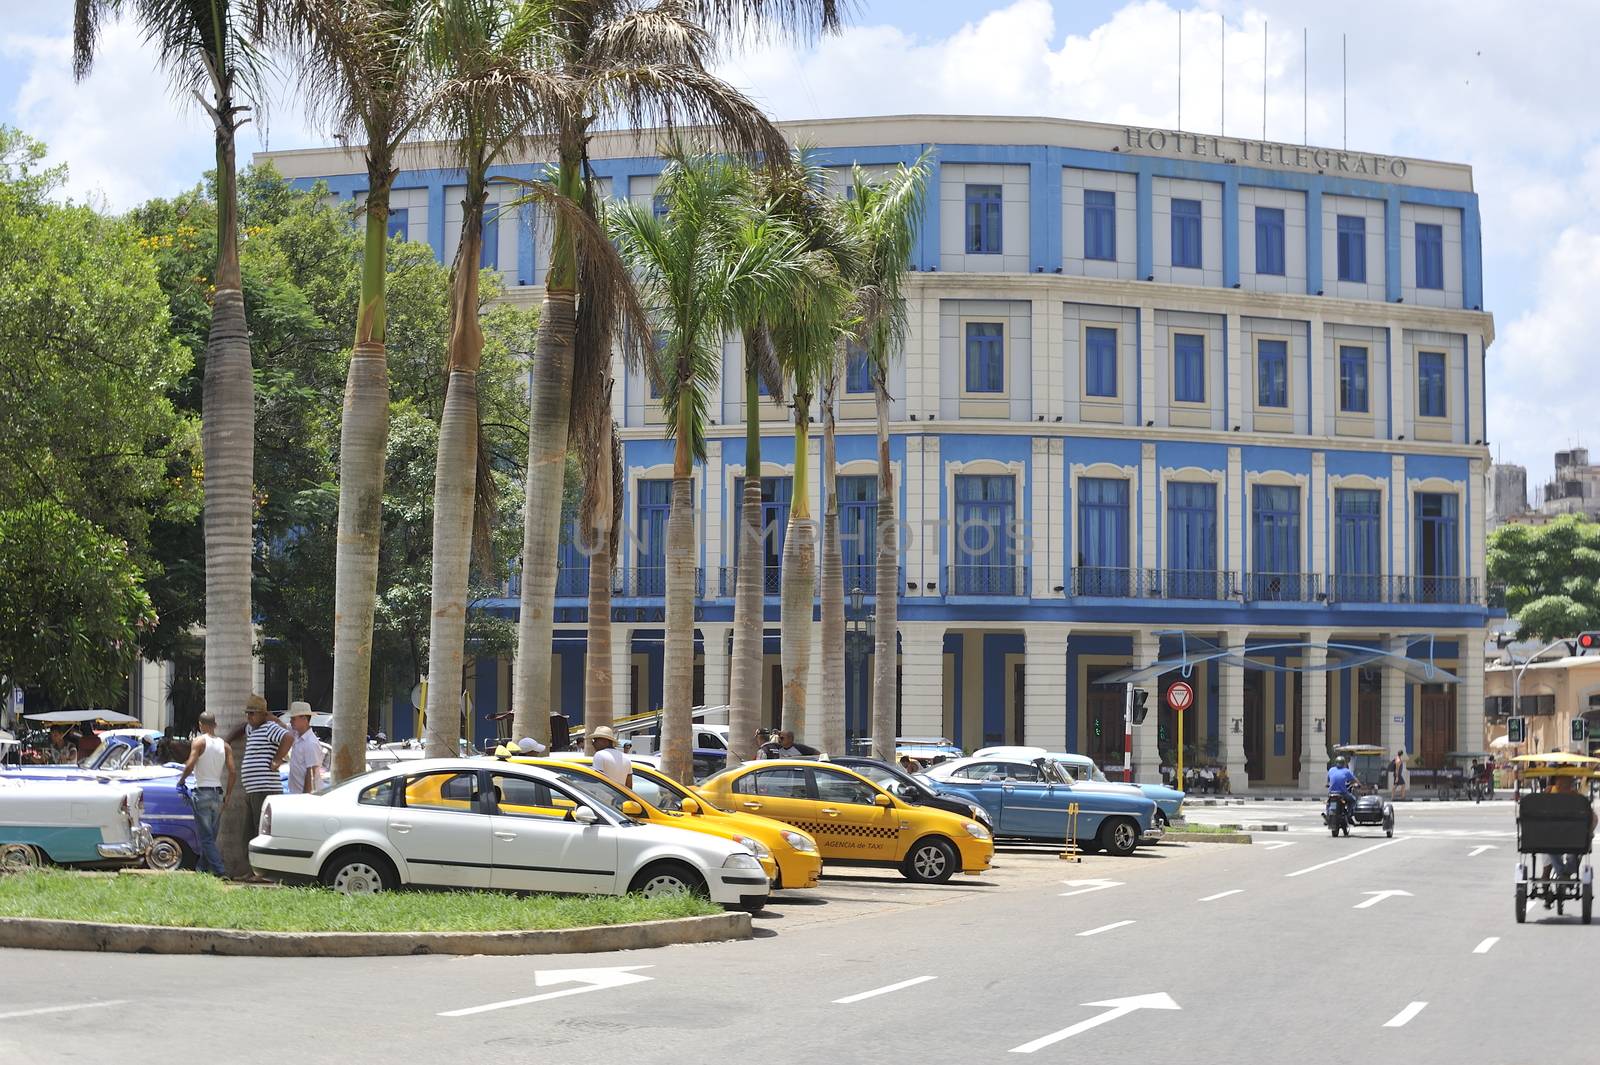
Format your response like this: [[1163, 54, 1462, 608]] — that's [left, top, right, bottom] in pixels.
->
[[238, 693, 291, 874]]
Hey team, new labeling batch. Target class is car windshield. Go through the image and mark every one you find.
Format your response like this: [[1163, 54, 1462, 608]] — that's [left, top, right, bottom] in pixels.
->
[[1057, 757, 1107, 783], [851, 762, 927, 799], [85, 743, 136, 770], [546, 768, 640, 821], [627, 771, 687, 813]]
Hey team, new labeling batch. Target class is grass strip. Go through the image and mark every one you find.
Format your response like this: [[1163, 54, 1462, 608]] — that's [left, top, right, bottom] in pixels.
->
[[1164, 821, 1238, 835], [0, 869, 719, 933]]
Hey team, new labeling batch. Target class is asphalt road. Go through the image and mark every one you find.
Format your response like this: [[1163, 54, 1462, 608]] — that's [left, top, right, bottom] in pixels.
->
[[2, 799, 1592, 1065]]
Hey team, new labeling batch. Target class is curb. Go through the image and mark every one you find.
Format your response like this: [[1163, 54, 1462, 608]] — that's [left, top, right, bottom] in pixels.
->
[[1185, 798, 1246, 806], [0, 911, 751, 958], [1219, 822, 1288, 833], [1167, 833, 1253, 845]]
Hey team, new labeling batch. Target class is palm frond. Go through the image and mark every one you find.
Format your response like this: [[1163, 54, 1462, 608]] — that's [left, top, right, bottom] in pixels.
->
[[683, 0, 852, 46]]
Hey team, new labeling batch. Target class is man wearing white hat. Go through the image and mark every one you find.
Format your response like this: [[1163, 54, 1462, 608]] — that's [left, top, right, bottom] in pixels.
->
[[590, 725, 632, 788], [285, 702, 323, 795]]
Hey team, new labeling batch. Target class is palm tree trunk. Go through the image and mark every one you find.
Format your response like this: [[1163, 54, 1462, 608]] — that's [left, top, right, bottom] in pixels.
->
[[871, 379, 898, 762], [204, 122, 256, 879], [512, 143, 583, 745], [728, 362, 764, 764], [330, 170, 394, 783], [582, 418, 618, 755], [819, 373, 845, 758], [661, 404, 696, 783], [779, 406, 815, 742]]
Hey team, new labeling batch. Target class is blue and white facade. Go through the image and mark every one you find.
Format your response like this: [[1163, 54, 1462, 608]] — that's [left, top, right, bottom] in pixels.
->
[[266, 115, 1496, 792]]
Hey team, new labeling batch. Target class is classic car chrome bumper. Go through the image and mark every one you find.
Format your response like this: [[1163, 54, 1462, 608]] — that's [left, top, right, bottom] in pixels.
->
[[1139, 823, 1165, 843], [98, 825, 153, 859]]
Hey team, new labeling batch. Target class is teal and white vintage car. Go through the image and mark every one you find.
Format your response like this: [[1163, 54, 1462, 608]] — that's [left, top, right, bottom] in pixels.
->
[[0, 777, 152, 871]]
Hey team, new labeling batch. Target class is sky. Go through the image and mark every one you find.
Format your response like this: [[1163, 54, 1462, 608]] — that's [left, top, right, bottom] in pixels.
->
[[2, 0, 1595, 491]]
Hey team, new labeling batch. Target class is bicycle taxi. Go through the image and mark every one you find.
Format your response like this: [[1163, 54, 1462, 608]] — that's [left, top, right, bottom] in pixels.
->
[[1510, 752, 1598, 924]]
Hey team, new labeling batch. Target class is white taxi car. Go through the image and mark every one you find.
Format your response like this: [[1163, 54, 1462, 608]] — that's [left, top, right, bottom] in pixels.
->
[[248, 758, 769, 910]]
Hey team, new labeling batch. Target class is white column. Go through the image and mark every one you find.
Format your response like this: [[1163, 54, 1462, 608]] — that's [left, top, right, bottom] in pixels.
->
[[1139, 302, 1158, 424], [1381, 633, 1409, 769], [1308, 316, 1327, 436], [903, 436, 926, 594], [611, 626, 633, 718], [1140, 443, 1158, 574], [1388, 323, 1409, 440], [900, 623, 947, 736], [1310, 452, 1328, 591], [1225, 310, 1244, 431], [1031, 437, 1052, 598], [921, 436, 942, 595], [1226, 447, 1244, 581], [1458, 627, 1485, 759], [1047, 439, 1066, 596], [1302, 632, 1330, 793], [701, 623, 731, 711], [705, 440, 724, 588], [1025, 626, 1071, 749], [1390, 454, 1408, 580], [1219, 629, 1249, 793], [1470, 457, 1487, 595], [1467, 332, 1486, 444], [1133, 629, 1162, 784]]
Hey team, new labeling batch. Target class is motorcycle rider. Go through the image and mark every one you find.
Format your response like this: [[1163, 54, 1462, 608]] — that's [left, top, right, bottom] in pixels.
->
[[1326, 755, 1359, 822]]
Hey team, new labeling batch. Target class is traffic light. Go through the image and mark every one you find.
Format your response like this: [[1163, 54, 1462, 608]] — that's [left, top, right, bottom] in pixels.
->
[[1578, 632, 1600, 654], [1131, 688, 1151, 725], [1507, 716, 1527, 744], [1573, 717, 1590, 745]]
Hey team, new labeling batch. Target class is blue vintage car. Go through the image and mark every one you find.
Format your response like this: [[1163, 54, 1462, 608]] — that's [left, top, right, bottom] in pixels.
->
[[924, 755, 1159, 856], [973, 745, 1186, 827]]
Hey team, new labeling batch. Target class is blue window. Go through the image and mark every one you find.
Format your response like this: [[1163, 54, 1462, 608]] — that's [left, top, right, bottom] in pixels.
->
[[1084, 189, 1116, 261], [635, 479, 673, 596], [1165, 482, 1217, 598], [386, 208, 408, 242], [651, 193, 669, 221], [965, 184, 1002, 254], [1084, 326, 1117, 398], [1415, 222, 1444, 289], [1333, 489, 1382, 601], [1256, 339, 1288, 408], [1336, 214, 1366, 283], [838, 476, 877, 594], [1076, 478, 1129, 596], [845, 343, 872, 395], [1254, 206, 1285, 276], [1415, 493, 1460, 603], [1171, 198, 1202, 268], [555, 524, 590, 598], [479, 205, 499, 269], [1338, 345, 1369, 413], [1251, 484, 1301, 600], [1173, 333, 1206, 404], [733, 476, 792, 595], [953, 475, 1015, 595], [1418, 351, 1447, 418], [965, 322, 1005, 393]]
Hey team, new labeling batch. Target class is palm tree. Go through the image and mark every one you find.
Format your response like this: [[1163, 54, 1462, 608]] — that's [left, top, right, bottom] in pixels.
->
[[840, 157, 930, 761], [817, 353, 845, 757], [508, 0, 842, 745], [611, 152, 829, 784], [73, 0, 271, 873], [282, 0, 432, 782]]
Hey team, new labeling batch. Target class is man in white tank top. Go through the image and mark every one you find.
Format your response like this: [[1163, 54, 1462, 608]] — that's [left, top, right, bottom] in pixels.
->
[[178, 711, 234, 876]]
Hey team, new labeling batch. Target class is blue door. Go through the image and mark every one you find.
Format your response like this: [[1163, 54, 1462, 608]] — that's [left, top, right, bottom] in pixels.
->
[[839, 476, 877, 594], [1077, 478, 1130, 596], [734, 477, 791, 594], [953, 475, 1015, 594], [636, 479, 671, 596]]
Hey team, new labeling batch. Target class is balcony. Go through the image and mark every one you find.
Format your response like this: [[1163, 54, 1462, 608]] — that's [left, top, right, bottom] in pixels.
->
[[718, 566, 783, 597], [1327, 574, 1480, 606], [1245, 572, 1320, 603], [616, 565, 703, 598], [1145, 569, 1237, 600], [947, 563, 1029, 597], [1069, 566, 1140, 598], [555, 564, 591, 597]]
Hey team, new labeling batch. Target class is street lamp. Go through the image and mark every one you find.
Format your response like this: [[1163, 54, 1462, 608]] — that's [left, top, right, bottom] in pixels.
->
[[846, 586, 875, 748]]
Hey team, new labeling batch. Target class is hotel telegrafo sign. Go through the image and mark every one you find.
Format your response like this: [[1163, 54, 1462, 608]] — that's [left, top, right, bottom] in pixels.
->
[[1122, 126, 1409, 179]]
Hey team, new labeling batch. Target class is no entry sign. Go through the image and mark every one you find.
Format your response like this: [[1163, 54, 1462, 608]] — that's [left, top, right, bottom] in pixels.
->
[[1166, 680, 1195, 712]]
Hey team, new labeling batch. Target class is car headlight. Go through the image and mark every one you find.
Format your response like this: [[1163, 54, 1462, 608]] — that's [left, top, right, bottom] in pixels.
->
[[723, 852, 763, 870], [778, 829, 818, 854], [963, 821, 991, 841], [968, 804, 993, 827], [734, 835, 772, 861]]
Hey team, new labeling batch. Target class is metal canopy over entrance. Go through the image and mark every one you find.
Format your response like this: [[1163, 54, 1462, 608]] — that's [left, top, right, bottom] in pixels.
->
[[1095, 631, 1460, 687]]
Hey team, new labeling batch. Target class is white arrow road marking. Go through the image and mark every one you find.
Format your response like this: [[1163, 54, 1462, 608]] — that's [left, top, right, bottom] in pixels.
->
[[1468, 845, 1496, 857], [1077, 920, 1135, 937], [1383, 1001, 1429, 1028], [1258, 840, 1297, 850], [0, 1001, 128, 1021], [832, 976, 937, 1004], [1472, 937, 1500, 954], [1198, 889, 1243, 902], [1009, 992, 1181, 1053], [1285, 837, 1408, 877], [1058, 878, 1124, 897], [438, 966, 653, 1017], [1354, 890, 1413, 909]]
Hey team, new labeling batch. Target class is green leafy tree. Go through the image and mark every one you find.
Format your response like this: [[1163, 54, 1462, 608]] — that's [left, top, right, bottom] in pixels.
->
[[1487, 514, 1600, 642]]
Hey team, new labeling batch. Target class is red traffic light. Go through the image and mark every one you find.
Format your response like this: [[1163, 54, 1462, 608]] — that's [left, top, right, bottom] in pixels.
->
[[1579, 631, 1600, 652]]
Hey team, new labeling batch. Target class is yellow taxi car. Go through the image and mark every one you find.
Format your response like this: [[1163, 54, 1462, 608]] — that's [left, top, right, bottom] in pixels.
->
[[506, 757, 823, 891], [696, 759, 993, 883]]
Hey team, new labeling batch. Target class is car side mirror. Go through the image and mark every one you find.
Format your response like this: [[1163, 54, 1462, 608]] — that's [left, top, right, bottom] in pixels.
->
[[573, 805, 599, 825], [680, 797, 701, 815], [873, 793, 893, 808], [619, 800, 644, 817]]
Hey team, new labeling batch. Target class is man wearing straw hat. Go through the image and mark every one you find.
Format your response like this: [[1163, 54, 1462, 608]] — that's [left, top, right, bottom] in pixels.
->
[[285, 702, 323, 795], [590, 725, 632, 788]]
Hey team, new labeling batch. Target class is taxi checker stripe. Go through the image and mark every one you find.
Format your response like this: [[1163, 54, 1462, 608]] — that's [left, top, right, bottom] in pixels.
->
[[794, 821, 898, 838]]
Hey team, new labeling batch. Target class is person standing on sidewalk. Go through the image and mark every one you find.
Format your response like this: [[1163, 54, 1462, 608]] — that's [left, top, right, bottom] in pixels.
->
[[176, 711, 233, 876], [237, 694, 291, 860], [285, 702, 323, 795], [1391, 749, 1409, 801]]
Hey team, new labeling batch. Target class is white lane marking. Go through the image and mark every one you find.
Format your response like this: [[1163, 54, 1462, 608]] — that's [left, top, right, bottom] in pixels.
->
[[1198, 889, 1244, 902], [1472, 937, 1500, 955], [0, 1001, 129, 1021], [832, 976, 937, 1004], [1009, 993, 1180, 1053], [1259, 840, 1297, 850], [1058, 878, 1124, 897], [1077, 920, 1136, 937], [1354, 889, 1413, 909], [438, 966, 653, 1017], [1285, 837, 1408, 877], [1383, 1001, 1429, 1028], [1468, 845, 1496, 857]]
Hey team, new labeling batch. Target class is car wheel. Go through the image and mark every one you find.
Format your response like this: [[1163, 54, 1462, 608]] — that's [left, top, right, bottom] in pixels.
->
[[1099, 818, 1140, 857], [145, 836, 191, 872], [320, 848, 397, 896], [1583, 884, 1592, 926], [628, 861, 707, 899], [0, 843, 41, 874], [901, 837, 958, 884], [1515, 883, 1527, 924]]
